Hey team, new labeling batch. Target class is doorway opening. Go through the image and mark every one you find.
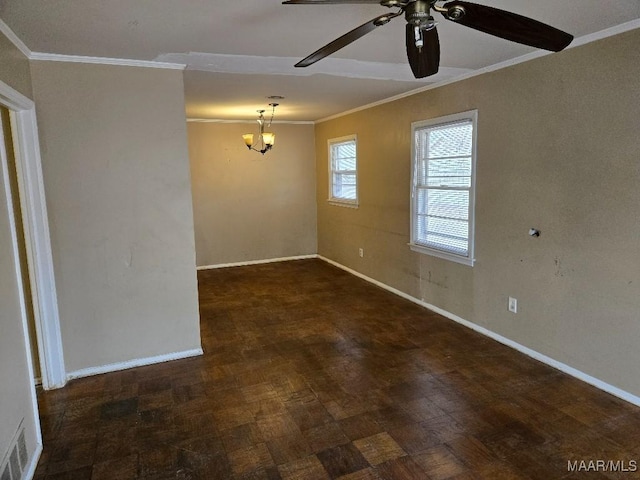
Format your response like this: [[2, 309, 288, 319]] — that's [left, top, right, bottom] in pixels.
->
[[1, 106, 41, 383], [0, 80, 65, 390]]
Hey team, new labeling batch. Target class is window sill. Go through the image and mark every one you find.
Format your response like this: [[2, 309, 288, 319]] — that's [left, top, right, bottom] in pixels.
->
[[328, 200, 359, 209], [408, 243, 475, 267]]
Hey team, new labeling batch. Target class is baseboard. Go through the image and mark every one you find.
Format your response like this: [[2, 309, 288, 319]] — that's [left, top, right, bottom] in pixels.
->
[[23, 442, 42, 480], [197, 254, 318, 270], [318, 255, 640, 408], [66, 347, 204, 381]]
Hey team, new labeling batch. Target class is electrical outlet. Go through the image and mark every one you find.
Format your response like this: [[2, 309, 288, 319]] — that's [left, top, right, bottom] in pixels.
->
[[358, 248, 364, 258], [508, 297, 518, 313]]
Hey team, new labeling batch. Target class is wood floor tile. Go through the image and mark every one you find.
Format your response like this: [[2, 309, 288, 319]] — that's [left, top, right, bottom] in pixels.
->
[[335, 468, 383, 480], [228, 443, 275, 477], [33, 260, 640, 480], [256, 412, 302, 441], [266, 432, 313, 465], [451, 436, 505, 469], [388, 421, 443, 455], [316, 443, 370, 478], [99, 397, 138, 420], [277, 455, 331, 480], [412, 444, 468, 480], [138, 445, 178, 478], [91, 453, 138, 480], [287, 399, 334, 431], [354, 432, 407, 466], [137, 389, 174, 412], [222, 422, 265, 454], [303, 422, 351, 453], [45, 466, 93, 480], [374, 456, 429, 480], [213, 405, 255, 431], [339, 413, 385, 442]]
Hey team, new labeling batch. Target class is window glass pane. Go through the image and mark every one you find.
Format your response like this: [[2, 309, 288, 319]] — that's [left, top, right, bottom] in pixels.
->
[[427, 190, 469, 220], [417, 189, 469, 220], [427, 157, 471, 177], [417, 157, 471, 188], [415, 216, 468, 253], [428, 123, 472, 158], [336, 173, 356, 185], [425, 216, 468, 239], [336, 157, 356, 171], [424, 233, 468, 254], [333, 173, 357, 199], [332, 142, 356, 172], [337, 185, 357, 199]]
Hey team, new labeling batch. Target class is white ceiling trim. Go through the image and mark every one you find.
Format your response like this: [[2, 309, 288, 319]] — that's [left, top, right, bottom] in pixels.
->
[[0, 18, 32, 58], [29, 52, 186, 70], [157, 52, 472, 83], [187, 118, 314, 125], [317, 20, 640, 123]]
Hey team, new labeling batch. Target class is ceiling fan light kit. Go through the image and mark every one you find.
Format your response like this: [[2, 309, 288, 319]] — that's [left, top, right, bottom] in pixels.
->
[[284, 0, 574, 78]]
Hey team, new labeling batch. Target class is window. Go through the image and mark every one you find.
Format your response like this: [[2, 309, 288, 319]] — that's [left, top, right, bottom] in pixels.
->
[[328, 135, 357, 206], [410, 110, 477, 266]]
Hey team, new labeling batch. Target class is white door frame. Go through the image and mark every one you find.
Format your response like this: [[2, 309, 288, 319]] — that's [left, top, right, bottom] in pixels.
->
[[0, 79, 66, 390]]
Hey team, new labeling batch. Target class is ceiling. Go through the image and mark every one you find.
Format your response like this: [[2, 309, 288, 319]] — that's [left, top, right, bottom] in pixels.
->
[[1, 0, 639, 121]]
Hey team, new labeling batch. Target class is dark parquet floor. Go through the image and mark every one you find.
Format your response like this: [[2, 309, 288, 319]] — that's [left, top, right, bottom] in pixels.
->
[[34, 259, 640, 479]]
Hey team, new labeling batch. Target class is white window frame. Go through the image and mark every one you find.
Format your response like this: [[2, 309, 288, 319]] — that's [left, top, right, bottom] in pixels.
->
[[328, 135, 358, 207], [410, 110, 478, 266]]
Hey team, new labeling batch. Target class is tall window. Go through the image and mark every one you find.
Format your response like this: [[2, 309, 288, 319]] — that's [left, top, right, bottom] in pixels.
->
[[410, 110, 477, 266], [328, 135, 357, 206]]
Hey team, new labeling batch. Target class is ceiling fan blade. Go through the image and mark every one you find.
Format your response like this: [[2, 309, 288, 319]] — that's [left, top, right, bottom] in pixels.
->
[[406, 25, 440, 78], [442, 1, 573, 52], [295, 13, 396, 67], [283, 0, 381, 4]]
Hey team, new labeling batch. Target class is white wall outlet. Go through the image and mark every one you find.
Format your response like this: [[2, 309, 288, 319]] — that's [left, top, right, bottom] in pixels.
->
[[508, 296, 518, 313], [358, 248, 364, 258]]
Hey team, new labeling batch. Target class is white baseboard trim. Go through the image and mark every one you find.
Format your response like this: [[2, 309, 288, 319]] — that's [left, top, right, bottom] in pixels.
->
[[318, 255, 640, 408], [66, 347, 204, 381], [24, 442, 42, 480], [197, 254, 318, 270]]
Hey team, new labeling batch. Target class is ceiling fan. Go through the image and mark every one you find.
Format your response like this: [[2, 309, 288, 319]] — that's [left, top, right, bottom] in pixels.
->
[[282, 0, 574, 78]]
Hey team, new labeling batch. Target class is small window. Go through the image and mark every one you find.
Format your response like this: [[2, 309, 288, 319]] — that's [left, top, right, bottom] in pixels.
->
[[328, 135, 357, 206], [410, 110, 477, 266]]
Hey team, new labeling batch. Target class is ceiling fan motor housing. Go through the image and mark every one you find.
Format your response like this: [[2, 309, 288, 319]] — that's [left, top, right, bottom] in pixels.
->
[[405, 0, 435, 29]]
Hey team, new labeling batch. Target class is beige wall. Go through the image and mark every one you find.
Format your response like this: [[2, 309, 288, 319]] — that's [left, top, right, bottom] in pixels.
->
[[316, 29, 640, 396], [30, 61, 201, 373], [0, 32, 38, 474], [0, 33, 31, 99], [188, 122, 317, 266]]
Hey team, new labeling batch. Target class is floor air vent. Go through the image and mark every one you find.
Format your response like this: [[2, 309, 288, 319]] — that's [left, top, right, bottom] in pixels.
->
[[0, 420, 27, 480]]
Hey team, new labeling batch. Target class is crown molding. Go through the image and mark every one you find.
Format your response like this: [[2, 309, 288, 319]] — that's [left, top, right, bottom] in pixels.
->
[[29, 52, 186, 70], [0, 18, 32, 58], [317, 20, 640, 124], [187, 118, 314, 125]]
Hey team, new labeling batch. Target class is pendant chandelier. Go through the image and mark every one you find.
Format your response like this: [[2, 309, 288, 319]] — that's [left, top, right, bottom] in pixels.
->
[[242, 103, 278, 155]]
